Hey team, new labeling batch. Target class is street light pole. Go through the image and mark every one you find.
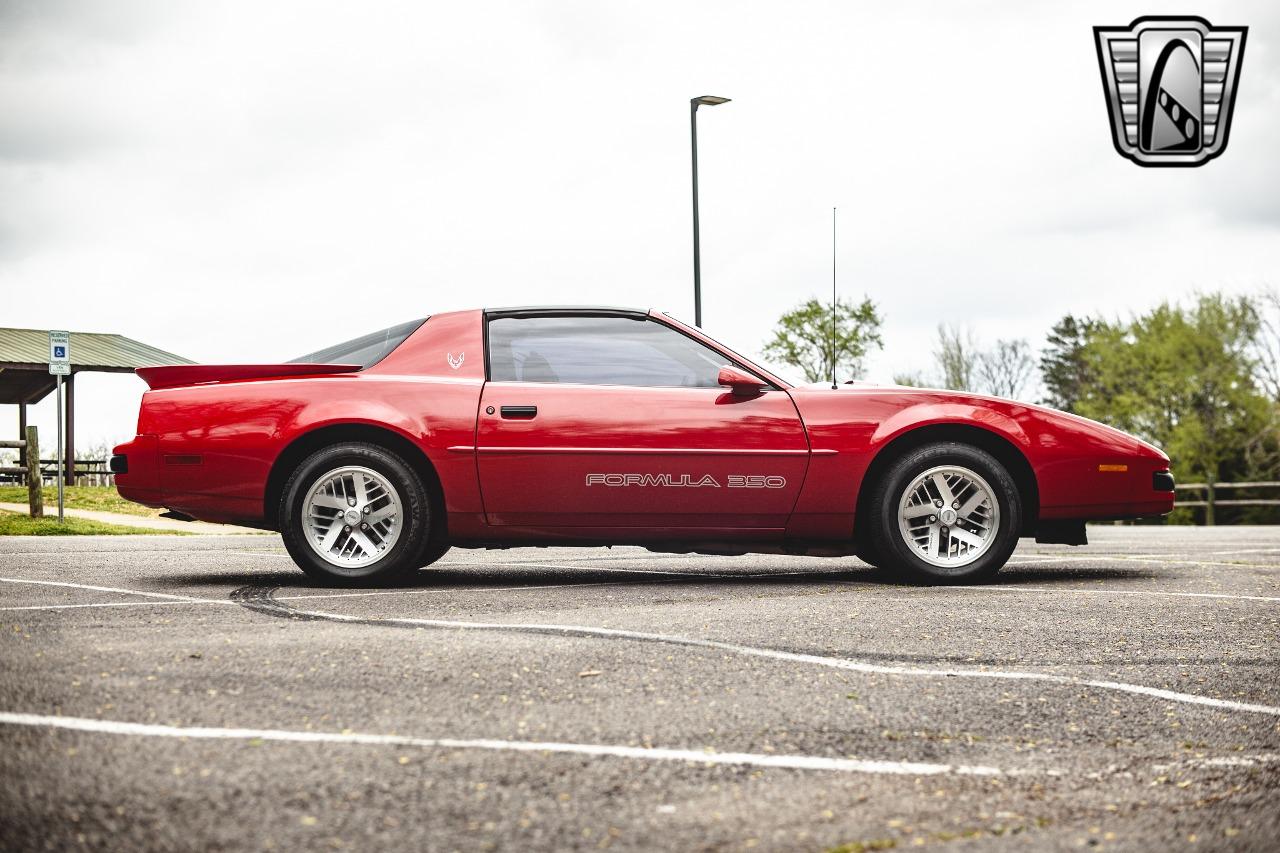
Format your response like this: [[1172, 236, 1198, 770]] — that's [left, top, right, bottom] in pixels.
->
[[690, 95, 730, 328]]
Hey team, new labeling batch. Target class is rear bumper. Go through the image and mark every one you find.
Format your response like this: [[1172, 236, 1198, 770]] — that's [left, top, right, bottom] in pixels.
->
[[111, 435, 164, 507]]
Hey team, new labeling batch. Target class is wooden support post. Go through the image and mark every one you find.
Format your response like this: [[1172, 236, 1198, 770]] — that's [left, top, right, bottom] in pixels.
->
[[26, 426, 42, 518], [65, 373, 76, 483], [17, 404, 27, 471]]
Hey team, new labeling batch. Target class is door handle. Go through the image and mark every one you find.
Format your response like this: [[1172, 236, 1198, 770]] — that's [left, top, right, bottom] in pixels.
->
[[500, 405, 538, 419]]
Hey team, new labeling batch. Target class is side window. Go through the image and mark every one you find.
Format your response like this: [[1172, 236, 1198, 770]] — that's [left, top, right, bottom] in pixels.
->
[[487, 316, 746, 388]]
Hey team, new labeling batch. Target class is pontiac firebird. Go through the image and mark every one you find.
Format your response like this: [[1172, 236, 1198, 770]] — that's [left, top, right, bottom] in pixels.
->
[[111, 307, 1175, 585]]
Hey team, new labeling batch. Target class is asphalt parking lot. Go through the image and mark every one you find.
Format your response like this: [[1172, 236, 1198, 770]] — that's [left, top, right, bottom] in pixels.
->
[[1, 527, 1278, 852]]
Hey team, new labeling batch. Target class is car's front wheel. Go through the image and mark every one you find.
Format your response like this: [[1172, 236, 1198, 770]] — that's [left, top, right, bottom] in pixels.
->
[[866, 442, 1021, 583], [279, 442, 433, 585]]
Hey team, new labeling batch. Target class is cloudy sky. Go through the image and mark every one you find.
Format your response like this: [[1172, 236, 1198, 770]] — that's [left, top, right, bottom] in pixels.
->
[[2, 0, 1278, 451]]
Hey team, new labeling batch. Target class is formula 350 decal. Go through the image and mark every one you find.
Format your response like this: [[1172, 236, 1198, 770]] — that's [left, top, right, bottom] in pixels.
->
[[585, 474, 786, 488]]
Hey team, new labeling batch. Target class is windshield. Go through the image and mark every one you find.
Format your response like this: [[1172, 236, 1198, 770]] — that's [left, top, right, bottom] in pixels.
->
[[289, 318, 426, 369]]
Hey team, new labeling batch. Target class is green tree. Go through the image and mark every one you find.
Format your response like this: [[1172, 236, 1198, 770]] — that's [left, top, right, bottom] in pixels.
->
[[1075, 294, 1271, 522], [763, 297, 883, 384], [1040, 314, 1097, 413]]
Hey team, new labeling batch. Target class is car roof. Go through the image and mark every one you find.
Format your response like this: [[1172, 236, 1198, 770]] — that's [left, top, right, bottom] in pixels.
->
[[484, 305, 649, 319]]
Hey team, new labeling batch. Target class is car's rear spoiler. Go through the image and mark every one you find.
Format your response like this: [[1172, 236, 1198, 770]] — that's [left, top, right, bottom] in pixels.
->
[[135, 363, 363, 390]]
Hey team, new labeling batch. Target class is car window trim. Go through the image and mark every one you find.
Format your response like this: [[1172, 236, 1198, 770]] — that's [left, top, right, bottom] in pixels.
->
[[484, 307, 648, 321], [481, 311, 780, 391], [653, 312, 791, 390], [645, 315, 782, 391]]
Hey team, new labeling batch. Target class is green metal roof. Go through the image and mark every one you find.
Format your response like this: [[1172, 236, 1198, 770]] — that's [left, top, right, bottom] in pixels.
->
[[0, 327, 193, 404], [0, 327, 193, 371]]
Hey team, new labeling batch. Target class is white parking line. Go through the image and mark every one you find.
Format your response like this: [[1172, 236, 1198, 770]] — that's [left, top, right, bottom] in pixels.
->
[[10, 577, 1277, 613], [5, 577, 1278, 718], [0, 566, 860, 614], [0, 600, 233, 613], [1111, 556, 1280, 570], [270, 600, 1280, 718], [1176, 753, 1280, 769], [1004, 554, 1280, 571], [0, 580, 642, 612], [1204, 548, 1280, 557], [939, 585, 1280, 604], [0, 712, 1006, 777], [0, 577, 208, 603], [0, 570, 785, 612]]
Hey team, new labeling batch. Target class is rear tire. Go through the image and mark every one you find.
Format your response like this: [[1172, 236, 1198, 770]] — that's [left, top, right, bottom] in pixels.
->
[[867, 442, 1021, 584], [279, 442, 434, 586], [853, 538, 882, 569]]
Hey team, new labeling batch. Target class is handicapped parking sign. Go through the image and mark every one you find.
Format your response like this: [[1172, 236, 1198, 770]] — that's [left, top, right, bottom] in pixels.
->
[[48, 330, 70, 376]]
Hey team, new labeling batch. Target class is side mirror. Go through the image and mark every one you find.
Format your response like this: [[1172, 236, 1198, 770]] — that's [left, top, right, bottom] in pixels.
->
[[718, 365, 766, 396]]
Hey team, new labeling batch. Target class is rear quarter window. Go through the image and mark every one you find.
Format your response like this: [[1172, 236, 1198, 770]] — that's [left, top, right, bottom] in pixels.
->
[[289, 318, 427, 369]]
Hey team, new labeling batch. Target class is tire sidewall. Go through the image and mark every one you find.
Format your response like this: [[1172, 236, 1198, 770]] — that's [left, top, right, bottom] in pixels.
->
[[871, 443, 1021, 583], [279, 443, 431, 585]]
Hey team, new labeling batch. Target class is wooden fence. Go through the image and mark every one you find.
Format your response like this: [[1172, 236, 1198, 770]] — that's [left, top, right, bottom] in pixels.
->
[[1, 425, 114, 494], [0, 459, 113, 487], [1175, 481, 1280, 525]]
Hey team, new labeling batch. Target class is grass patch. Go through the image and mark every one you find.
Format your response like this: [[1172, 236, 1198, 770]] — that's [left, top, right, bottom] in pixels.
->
[[0, 510, 177, 536], [0, 485, 162, 518]]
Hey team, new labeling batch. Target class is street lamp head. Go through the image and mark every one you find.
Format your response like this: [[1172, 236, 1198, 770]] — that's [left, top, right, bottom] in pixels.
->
[[691, 95, 731, 107]]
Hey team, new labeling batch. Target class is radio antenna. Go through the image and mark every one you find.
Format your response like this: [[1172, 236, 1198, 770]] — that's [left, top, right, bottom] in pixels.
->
[[831, 206, 838, 390]]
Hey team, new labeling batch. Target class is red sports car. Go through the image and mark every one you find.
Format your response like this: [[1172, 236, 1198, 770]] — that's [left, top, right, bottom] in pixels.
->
[[112, 308, 1174, 584]]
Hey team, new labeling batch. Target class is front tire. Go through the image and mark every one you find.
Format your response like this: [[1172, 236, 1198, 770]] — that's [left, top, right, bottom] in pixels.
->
[[416, 540, 451, 568], [866, 442, 1021, 583], [279, 442, 433, 585]]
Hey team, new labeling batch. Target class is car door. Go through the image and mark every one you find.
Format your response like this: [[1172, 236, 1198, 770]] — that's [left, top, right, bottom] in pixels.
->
[[475, 310, 810, 534]]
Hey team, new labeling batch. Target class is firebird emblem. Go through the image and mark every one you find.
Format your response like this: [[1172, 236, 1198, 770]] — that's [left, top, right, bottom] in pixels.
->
[[446, 352, 465, 370]]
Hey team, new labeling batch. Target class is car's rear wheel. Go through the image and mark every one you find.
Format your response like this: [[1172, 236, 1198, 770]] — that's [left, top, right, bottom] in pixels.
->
[[280, 442, 433, 585], [853, 538, 882, 569], [866, 442, 1021, 583]]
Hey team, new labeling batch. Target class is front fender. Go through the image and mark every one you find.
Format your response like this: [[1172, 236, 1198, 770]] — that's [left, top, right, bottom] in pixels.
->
[[785, 388, 1039, 540], [869, 402, 1032, 455]]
